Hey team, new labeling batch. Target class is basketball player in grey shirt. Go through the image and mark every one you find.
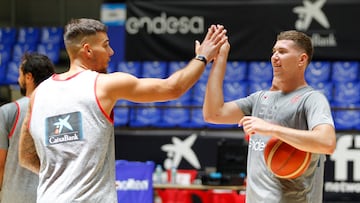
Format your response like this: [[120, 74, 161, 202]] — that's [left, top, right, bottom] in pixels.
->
[[202, 30, 336, 203], [0, 53, 55, 203]]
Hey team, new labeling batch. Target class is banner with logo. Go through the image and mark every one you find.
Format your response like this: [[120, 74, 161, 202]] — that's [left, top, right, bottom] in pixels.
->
[[324, 133, 360, 202], [115, 131, 247, 171], [115, 160, 155, 203], [114, 131, 360, 202], [124, 0, 360, 61]]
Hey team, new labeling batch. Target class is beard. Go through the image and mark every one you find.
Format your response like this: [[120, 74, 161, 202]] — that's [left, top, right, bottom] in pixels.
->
[[19, 80, 26, 96], [20, 86, 26, 96]]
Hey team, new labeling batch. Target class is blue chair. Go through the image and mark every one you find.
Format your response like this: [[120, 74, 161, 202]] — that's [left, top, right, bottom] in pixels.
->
[[191, 81, 206, 105], [17, 27, 40, 45], [130, 102, 162, 127], [199, 63, 212, 82], [141, 61, 167, 78], [5, 61, 20, 84], [332, 103, 360, 131], [223, 81, 248, 102], [168, 61, 187, 74], [248, 61, 273, 82], [107, 61, 117, 73], [37, 43, 60, 64], [116, 160, 154, 203], [308, 81, 333, 102], [40, 26, 64, 45], [161, 100, 190, 128], [305, 61, 331, 83], [333, 81, 360, 104], [224, 61, 247, 82], [0, 63, 6, 83], [176, 90, 192, 104], [12, 43, 37, 63], [0, 44, 12, 66], [207, 123, 238, 129], [169, 60, 210, 82], [332, 61, 359, 82], [248, 81, 271, 94], [113, 100, 130, 127], [0, 27, 17, 45], [189, 107, 207, 128], [117, 61, 142, 77]]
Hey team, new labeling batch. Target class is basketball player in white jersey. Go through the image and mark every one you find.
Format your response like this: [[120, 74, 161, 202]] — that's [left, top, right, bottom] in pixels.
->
[[18, 18, 227, 203]]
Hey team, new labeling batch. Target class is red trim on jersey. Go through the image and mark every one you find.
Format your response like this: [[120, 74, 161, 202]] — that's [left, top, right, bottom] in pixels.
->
[[8, 102, 20, 139], [94, 74, 114, 124], [52, 71, 84, 81]]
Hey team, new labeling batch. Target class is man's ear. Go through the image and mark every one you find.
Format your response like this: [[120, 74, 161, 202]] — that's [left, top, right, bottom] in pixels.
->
[[83, 43, 92, 56], [298, 53, 308, 68], [25, 72, 33, 81], [24, 72, 34, 88]]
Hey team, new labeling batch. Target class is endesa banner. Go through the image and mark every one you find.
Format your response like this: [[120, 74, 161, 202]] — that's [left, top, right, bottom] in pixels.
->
[[324, 133, 360, 202], [124, 0, 360, 61]]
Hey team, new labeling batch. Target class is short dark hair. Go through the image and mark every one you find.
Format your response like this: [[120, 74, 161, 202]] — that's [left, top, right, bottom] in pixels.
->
[[277, 30, 313, 64], [63, 18, 108, 48], [21, 53, 55, 87]]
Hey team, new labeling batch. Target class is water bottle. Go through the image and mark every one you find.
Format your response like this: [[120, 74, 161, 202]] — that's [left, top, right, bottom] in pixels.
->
[[171, 166, 177, 184], [155, 164, 163, 184]]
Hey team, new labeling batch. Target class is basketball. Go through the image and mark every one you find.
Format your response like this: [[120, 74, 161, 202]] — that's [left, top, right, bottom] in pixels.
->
[[264, 137, 311, 179]]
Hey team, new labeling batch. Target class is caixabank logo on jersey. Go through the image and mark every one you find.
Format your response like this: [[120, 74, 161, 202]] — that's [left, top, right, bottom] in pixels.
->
[[45, 111, 83, 145], [293, 0, 337, 47], [324, 134, 360, 201]]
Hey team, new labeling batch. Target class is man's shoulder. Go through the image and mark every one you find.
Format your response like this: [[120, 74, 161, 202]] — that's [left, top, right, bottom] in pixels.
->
[[1, 96, 29, 111], [1, 100, 19, 112]]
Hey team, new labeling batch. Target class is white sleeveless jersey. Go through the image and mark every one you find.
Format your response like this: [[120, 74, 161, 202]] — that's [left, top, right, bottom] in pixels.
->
[[236, 86, 334, 203], [30, 70, 116, 203]]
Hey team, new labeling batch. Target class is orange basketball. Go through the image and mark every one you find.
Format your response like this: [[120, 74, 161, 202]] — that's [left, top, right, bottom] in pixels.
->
[[264, 137, 311, 179]]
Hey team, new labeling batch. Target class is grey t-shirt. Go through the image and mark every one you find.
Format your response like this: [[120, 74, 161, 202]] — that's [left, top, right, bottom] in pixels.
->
[[0, 107, 9, 149], [235, 86, 334, 203], [0, 97, 39, 203]]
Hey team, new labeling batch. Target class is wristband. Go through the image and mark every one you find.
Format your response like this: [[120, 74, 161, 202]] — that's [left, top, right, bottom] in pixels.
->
[[194, 55, 207, 65]]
